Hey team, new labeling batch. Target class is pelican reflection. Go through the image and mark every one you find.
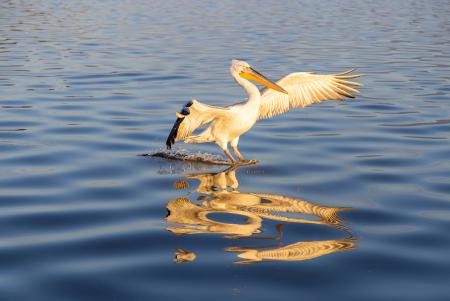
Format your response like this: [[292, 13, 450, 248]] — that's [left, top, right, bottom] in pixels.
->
[[166, 166, 356, 264]]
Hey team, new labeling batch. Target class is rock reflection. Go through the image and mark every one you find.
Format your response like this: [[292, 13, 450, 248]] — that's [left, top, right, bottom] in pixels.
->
[[166, 166, 356, 264], [174, 248, 196, 263]]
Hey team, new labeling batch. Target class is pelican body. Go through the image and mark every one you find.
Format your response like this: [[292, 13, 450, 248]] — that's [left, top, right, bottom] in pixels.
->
[[166, 60, 362, 163]]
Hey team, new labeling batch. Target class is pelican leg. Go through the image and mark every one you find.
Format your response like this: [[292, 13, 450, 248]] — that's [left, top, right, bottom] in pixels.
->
[[232, 146, 245, 161], [223, 148, 236, 163], [230, 137, 245, 161], [218, 141, 236, 163]]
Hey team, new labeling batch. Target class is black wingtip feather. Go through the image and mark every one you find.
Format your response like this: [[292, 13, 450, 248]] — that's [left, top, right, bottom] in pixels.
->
[[166, 117, 184, 150], [165, 101, 193, 149]]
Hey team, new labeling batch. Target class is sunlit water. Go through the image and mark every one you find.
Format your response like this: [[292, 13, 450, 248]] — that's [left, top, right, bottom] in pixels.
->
[[1, 1, 450, 300]]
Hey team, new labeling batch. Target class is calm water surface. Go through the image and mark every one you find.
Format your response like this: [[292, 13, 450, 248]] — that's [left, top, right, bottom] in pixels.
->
[[1, 1, 450, 300]]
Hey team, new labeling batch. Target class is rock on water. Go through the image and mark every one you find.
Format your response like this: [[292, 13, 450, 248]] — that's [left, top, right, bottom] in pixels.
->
[[142, 150, 231, 165], [141, 150, 259, 166]]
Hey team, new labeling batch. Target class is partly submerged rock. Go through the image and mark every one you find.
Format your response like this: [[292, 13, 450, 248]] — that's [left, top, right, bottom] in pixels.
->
[[142, 150, 230, 165]]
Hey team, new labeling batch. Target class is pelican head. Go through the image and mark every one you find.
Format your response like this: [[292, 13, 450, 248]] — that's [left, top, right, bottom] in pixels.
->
[[231, 60, 288, 94]]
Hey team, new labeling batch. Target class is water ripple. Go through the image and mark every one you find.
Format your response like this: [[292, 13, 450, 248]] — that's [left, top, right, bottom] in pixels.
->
[[1, 0, 450, 300]]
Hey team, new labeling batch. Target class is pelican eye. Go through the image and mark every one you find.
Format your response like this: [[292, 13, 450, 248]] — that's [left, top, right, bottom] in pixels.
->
[[185, 100, 193, 107], [240, 66, 250, 74]]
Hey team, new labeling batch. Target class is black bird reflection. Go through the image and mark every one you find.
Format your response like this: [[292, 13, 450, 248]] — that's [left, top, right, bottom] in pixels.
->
[[166, 165, 356, 264]]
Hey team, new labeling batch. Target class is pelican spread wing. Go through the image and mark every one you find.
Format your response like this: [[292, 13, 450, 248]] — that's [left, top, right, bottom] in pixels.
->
[[258, 69, 363, 119], [166, 99, 230, 149]]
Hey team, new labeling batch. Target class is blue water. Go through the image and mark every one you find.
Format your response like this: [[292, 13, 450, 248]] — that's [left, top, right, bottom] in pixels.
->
[[1, 0, 450, 300]]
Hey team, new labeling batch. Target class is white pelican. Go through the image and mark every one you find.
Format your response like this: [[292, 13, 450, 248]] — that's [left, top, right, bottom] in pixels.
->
[[166, 60, 362, 163]]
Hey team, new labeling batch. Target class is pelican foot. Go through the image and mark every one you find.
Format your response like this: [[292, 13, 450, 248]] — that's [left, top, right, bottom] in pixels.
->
[[232, 159, 259, 166]]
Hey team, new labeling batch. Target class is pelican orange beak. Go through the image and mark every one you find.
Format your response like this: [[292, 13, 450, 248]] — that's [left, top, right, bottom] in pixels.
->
[[240, 67, 288, 94]]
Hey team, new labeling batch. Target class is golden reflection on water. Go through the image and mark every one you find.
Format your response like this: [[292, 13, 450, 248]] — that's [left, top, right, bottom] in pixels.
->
[[166, 166, 356, 264], [174, 248, 196, 263]]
